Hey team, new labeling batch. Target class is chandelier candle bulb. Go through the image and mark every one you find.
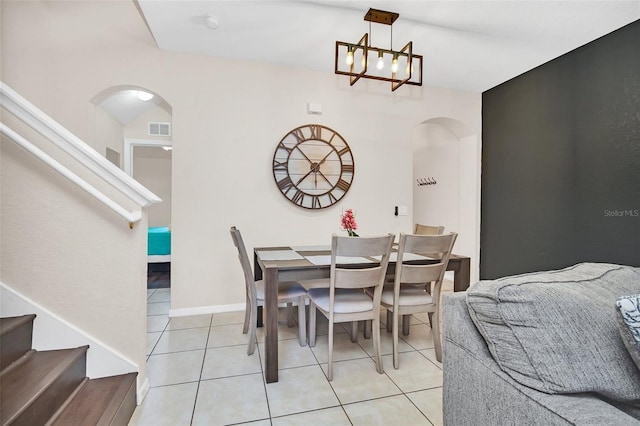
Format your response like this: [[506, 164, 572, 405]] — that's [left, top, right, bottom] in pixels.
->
[[346, 48, 354, 65], [391, 55, 399, 73]]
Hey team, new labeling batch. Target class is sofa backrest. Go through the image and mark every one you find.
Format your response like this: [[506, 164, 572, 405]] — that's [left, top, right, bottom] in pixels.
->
[[466, 263, 640, 403]]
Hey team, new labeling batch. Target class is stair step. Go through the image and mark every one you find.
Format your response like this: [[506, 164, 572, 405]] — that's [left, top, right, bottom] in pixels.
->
[[0, 346, 88, 426], [49, 372, 137, 426], [0, 315, 36, 370]]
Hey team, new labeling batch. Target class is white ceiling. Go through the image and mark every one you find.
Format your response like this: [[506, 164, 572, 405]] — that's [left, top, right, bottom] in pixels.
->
[[100, 1, 638, 123], [98, 90, 163, 125], [135, 0, 640, 92]]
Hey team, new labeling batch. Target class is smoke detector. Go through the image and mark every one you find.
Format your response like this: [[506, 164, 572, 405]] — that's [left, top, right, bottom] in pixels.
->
[[205, 15, 219, 30]]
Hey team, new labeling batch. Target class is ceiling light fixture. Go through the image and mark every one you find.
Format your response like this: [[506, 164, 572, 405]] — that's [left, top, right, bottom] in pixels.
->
[[335, 8, 423, 91], [137, 91, 154, 101]]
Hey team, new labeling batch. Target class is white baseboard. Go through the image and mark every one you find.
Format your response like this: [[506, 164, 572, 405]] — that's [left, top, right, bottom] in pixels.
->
[[136, 377, 150, 405], [169, 303, 245, 317], [0, 281, 138, 380], [168, 301, 306, 318]]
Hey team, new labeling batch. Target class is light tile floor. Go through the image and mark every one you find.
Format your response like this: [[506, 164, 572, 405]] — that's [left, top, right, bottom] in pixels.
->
[[131, 283, 452, 426]]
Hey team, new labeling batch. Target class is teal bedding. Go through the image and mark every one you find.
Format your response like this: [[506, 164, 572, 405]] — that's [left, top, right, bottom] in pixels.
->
[[148, 226, 171, 255]]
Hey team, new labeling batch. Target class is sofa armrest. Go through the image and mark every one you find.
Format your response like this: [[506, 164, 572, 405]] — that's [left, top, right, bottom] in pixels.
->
[[442, 293, 640, 426]]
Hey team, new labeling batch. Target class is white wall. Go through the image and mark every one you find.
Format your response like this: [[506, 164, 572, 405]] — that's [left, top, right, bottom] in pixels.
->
[[133, 146, 172, 227], [124, 106, 172, 142], [0, 133, 149, 385], [92, 107, 124, 163], [1, 1, 481, 318], [126, 107, 173, 227], [413, 124, 461, 232], [412, 121, 481, 283]]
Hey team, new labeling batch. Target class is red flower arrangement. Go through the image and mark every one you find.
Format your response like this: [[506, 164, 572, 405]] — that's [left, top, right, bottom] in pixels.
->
[[340, 208, 359, 237]]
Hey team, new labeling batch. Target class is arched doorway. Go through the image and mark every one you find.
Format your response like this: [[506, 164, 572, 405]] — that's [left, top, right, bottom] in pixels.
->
[[89, 85, 173, 228], [413, 117, 480, 282]]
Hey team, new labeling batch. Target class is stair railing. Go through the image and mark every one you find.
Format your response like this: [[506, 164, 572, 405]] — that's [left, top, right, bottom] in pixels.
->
[[0, 82, 160, 227], [1, 124, 142, 225]]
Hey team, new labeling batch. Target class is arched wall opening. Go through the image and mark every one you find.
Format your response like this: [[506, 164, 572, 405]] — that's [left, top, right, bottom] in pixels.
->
[[88, 85, 173, 228], [412, 117, 481, 282]]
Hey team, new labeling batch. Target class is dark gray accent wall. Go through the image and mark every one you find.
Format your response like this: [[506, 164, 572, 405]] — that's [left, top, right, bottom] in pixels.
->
[[481, 20, 640, 280]]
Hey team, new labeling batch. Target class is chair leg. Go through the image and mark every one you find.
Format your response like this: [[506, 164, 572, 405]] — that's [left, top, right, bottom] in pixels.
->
[[247, 302, 258, 356], [364, 320, 372, 339], [257, 306, 263, 328], [433, 308, 443, 363], [309, 302, 317, 347], [427, 312, 434, 328], [402, 314, 410, 336], [287, 302, 294, 327], [243, 295, 251, 334], [328, 319, 334, 381], [393, 310, 400, 369], [350, 321, 358, 343], [386, 310, 393, 333], [372, 315, 384, 374], [298, 296, 307, 347]]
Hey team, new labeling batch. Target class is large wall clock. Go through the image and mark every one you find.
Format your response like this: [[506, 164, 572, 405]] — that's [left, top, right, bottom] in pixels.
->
[[272, 124, 355, 209]]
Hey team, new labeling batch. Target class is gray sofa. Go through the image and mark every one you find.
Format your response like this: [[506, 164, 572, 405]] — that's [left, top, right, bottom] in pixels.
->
[[442, 263, 640, 425]]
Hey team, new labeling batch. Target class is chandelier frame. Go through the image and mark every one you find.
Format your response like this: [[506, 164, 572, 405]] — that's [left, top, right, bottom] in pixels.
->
[[334, 8, 423, 91]]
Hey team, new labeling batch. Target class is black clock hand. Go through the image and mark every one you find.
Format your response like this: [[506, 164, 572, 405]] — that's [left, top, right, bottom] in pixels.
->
[[317, 170, 333, 187], [317, 150, 334, 166], [294, 146, 314, 165], [296, 169, 315, 186]]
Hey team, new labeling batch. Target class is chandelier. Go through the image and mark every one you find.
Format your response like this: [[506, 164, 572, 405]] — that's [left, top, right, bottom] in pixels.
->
[[335, 8, 423, 91]]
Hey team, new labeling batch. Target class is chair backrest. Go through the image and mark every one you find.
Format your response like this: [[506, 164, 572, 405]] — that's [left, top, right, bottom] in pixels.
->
[[414, 223, 445, 235], [330, 234, 394, 292], [229, 226, 257, 302], [394, 232, 458, 303]]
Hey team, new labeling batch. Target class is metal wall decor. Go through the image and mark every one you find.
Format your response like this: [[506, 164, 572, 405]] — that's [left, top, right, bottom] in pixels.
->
[[417, 177, 437, 186], [335, 8, 423, 91], [272, 124, 354, 210]]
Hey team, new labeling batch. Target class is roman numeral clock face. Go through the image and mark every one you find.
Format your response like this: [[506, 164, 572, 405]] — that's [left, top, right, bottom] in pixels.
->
[[273, 124, 354, 209]]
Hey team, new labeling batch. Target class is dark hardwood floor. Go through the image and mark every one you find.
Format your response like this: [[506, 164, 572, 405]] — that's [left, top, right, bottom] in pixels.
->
[[147, 263, 170, 289]]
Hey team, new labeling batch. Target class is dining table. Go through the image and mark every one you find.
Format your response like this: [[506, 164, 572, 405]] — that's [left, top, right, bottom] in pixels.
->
[[253, 244, 471, 383]]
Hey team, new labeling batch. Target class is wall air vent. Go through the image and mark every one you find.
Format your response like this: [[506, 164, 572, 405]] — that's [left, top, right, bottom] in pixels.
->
[[148, 122, 171, 137]]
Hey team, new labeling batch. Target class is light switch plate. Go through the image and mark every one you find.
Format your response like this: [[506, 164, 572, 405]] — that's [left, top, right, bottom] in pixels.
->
[[397, 205, 408, 216]]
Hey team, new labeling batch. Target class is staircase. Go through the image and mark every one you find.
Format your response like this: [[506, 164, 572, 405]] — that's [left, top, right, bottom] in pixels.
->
[[0, 314, 137, 426]]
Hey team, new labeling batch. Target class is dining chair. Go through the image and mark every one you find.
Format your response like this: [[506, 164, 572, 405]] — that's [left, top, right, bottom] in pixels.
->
[[414, 223, 445, 235], [229, 226, 308, 355], [308, 233, 394, 380], [384, 223, 444, 332], [373, 232, 457, 368]]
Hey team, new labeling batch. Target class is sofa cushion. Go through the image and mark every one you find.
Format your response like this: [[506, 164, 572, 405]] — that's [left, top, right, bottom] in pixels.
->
[[617, 294, 640, 372], [466, 263, 640, 402]]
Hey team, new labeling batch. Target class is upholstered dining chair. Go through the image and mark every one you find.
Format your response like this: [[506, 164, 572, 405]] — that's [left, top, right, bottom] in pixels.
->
[[414, 223, 445, 235], [374, 232, 457, 368], [308, 233, 394, 380], [229, 226, 308, 355]]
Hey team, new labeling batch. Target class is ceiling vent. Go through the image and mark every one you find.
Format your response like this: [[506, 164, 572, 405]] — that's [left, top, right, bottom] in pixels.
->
[[148, 122, 171, 137]]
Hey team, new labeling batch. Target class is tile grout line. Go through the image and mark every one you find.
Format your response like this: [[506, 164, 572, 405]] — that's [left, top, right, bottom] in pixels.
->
[[188, 313, 214, 426], [255, 336, 274, 425], [144, 290, 443, 425]]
